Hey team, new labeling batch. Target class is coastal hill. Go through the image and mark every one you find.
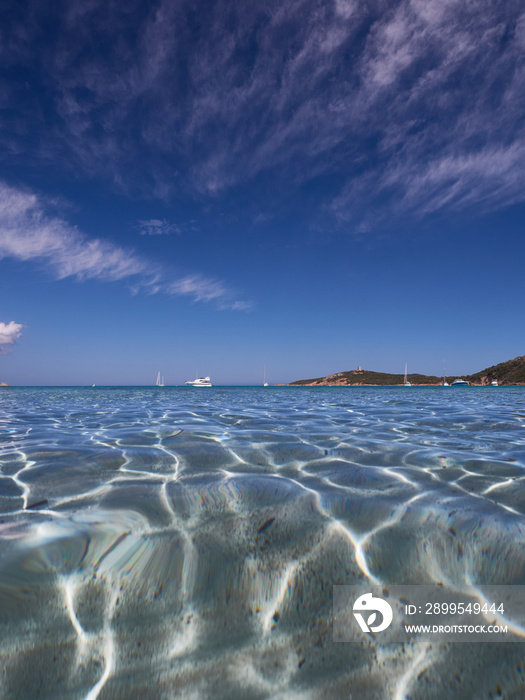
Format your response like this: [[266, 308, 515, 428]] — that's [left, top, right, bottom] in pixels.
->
[[466, 355, 525, 385], [289, 356, 525, 386]]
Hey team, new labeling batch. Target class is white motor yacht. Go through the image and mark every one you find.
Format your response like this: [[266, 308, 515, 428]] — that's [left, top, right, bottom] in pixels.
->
[[451, 378, 468, 386], [185, 376, 213, 387], [491, 380, 499, 386]]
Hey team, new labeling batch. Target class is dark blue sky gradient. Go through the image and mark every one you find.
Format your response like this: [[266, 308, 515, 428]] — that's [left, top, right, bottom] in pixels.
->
[[0, 0, 524, 384]]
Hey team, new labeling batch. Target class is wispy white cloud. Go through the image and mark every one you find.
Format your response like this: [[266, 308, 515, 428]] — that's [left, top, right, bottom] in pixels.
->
[[1, 0, 524, 225], [0, 183, 151, 282], [329, 0, 525, 225], [226, 300, 254, 311], [167, 274, 227, 302], [166, 274, 252, 310], [0, 182, 251, 309], [137, 219, 180, 236], [393, 143, 525, 215], [0, 321, 23, 354]]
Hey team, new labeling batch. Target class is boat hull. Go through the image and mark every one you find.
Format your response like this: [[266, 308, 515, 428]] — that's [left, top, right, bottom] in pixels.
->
[[185, 377, 213, 387]]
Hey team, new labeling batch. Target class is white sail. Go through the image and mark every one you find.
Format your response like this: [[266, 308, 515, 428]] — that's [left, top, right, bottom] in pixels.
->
[[404, 363, 411, 386], [442, 361, 449, 386], [156, 372, 164, 387]]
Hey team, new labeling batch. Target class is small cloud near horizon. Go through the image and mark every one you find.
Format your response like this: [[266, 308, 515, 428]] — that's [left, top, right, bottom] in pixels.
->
[[0, 321, 23, 354]]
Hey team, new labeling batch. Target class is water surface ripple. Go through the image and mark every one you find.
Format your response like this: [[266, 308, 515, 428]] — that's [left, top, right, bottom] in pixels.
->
[[1, 387, 525, 699]]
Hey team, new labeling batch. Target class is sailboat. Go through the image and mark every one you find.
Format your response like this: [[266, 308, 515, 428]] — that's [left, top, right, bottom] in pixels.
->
[[156, 371, 164, 387], [442, 361, 449, 387], [404, 363, 411, 386], [263, 365, 269, 387]]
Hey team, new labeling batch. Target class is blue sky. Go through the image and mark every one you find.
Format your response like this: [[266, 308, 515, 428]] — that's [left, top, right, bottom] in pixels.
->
[[0, 0, 524, 385]]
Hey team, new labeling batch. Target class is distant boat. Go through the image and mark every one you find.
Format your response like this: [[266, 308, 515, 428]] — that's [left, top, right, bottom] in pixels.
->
[[442, 361, 449, 387], [156, 372, 164, 387], [263, 365, 269, 387], [185, 376, 212, 387], [491, 380, 499, 386], [451, 378, 468, 386], [404, 363, 411, 386]]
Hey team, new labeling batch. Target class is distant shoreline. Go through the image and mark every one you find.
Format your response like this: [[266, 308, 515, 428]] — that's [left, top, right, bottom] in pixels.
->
[[3, 384, 525, 389], [286, 382, 525, 387], [289, 356, 525, 387]]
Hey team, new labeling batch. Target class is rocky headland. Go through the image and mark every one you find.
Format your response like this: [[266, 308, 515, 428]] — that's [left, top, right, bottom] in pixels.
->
[[289, 355, 525, 386]]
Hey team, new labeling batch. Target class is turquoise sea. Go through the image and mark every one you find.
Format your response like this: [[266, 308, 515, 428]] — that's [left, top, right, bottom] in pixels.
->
[[1, 386, 525, 699]]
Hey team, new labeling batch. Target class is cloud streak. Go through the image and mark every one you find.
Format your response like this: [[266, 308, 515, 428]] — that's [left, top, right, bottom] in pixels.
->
[[0, 0, 524, 226], [137, 219, 180, 236], [0, 321, 23, 354], [0, 182, 250, 309], [0, 183, 151, 282]]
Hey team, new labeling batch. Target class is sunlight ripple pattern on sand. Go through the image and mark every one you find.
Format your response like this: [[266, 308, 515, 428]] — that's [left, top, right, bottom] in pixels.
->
[[1, 386, 525, 699]]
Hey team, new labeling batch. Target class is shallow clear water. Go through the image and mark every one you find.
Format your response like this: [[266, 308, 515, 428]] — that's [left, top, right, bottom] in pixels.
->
[[1, 386, 525, 699]]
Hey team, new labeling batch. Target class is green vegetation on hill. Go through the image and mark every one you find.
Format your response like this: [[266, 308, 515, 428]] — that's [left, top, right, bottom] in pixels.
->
[[290, 355, 525, 386], [466, 355, 525, 385], [290, 370, 442, 386]]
